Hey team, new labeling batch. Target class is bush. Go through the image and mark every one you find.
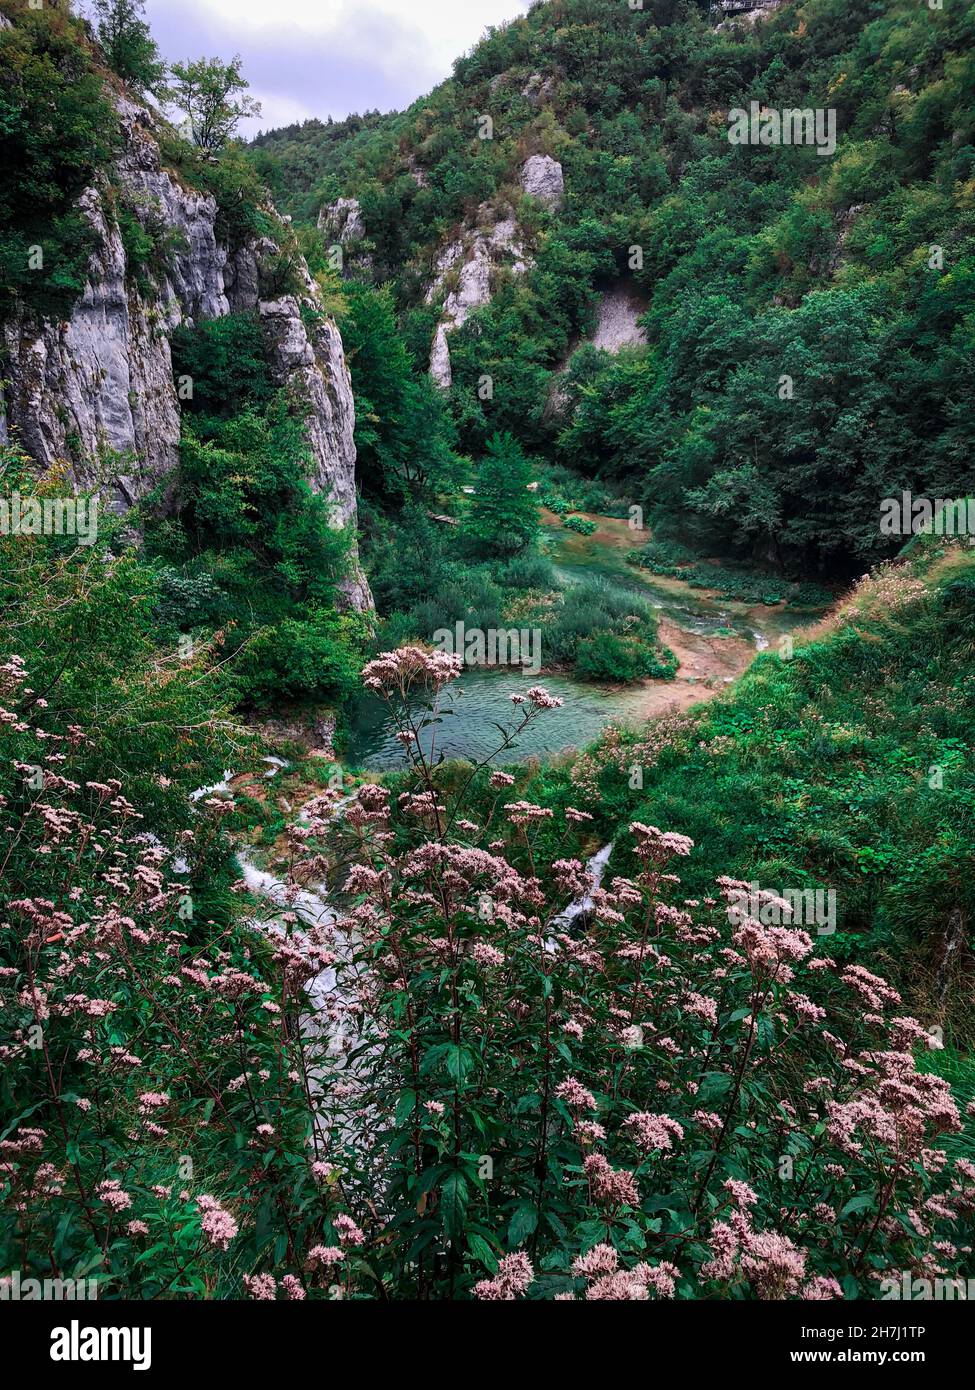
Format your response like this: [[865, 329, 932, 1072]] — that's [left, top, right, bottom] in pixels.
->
[[563, 514, 598, 535], [0, 656, 302, 1299], [237, 611, 368, 706], [492, 552, 558, 590], [628, 543, 835, 608], [2, 626, 973, 1299], [575, 631, 675, 682], [541, 576, 672, 683]]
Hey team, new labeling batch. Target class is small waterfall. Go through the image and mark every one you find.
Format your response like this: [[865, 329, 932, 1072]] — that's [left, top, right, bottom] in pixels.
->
[[189, 771, 236, 803], [550, 841, 614, 934], [237, 852, 345, 1055], [934, 908, 967, 1008]]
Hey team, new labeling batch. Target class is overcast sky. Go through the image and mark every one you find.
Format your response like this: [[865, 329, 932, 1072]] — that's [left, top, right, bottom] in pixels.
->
[[142, 0, 533, 137]]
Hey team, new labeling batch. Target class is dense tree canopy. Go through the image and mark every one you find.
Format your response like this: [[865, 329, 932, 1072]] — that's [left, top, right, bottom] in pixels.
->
[[252, 0, 975, 576]]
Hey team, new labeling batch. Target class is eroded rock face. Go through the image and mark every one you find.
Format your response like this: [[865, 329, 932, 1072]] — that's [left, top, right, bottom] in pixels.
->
[[317, 196, 366, 245], [425, 206, 530, 390], [589, 282, 648, 353], [521, 73, 557, 107], [0, 93, 372, 609], [258, 281, 372, 610], [520, 154, 565, 211], [826, 203, 866, 276], [1, 183, 183, 505], [545, 280, 648, 424], [1, 99, 225, 500], [317, 196, 372, 278], [715, 0, 785, 29], [429, 324, 455, 392], [116, 98, 230, 322]]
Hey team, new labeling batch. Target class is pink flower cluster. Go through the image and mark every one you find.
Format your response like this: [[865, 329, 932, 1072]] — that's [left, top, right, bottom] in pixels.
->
[[473, 1252, 534, 1301]]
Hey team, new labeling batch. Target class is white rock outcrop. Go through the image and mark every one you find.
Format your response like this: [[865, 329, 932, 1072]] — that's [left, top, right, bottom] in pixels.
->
[[589, 282, 648, 353], [0, 92, 372, 608], [259, 278, 372, 611], [520, 154, 565, 211], [424, 206, 530, 390], [1, 179, 184, 506], [545, 281, 648, 423], [521, 73, 557, 108], [317, 196, 366, 246], [316, 196, 372, 278], [715, 0, 785, 29]]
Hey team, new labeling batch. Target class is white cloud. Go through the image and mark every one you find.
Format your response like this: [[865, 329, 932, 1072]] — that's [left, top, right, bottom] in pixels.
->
[[144, 0, 532, 135]]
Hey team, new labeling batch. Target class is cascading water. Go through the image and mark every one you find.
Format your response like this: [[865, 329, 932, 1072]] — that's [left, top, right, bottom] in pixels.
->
[[236, 852, 351, 1070], [551, 842, 614, 931]]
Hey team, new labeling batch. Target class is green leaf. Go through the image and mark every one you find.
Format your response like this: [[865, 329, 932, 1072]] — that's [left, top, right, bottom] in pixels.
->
[[395, 1089, 417, 1125], [444, 1043, 474, 1082], [441, 1171, 469, 1243], [507, 1203, 538, 1247], [466, 1233, 497, 1271], [840, 1192, 875, 1218]]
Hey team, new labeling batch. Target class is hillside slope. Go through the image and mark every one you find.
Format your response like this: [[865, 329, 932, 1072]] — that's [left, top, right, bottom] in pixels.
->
[[252, 0, 975, 576]]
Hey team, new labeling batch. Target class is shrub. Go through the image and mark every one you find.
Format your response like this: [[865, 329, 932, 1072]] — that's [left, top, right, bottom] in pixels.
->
[[237, 611, 369, 707], [0, 657, 306, 1299], [575, 631, 677, 682], [492, 552, 558, 590]]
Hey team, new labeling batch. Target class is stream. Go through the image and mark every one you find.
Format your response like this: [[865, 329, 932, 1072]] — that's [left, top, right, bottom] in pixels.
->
[[235, 516, 827, 1116], [346, 512, 823, 772]]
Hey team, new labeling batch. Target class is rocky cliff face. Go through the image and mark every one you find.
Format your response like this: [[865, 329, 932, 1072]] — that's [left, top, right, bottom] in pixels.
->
[[420, 156, 563, 390], [317, 196, 372, 278], [424, 204, 531, 391], [258, 282, 373, 611], [519, 154, 564, 211], [0, 94, 372, 610], [315, 153, 564, 393]]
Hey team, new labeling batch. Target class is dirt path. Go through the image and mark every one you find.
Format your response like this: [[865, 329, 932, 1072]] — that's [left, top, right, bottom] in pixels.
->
[[628, 617, 757, 720]]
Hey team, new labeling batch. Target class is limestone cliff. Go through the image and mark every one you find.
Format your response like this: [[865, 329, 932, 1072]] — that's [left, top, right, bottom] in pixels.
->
[[421, 156, 563, 390], [0, 92, 372, 610]]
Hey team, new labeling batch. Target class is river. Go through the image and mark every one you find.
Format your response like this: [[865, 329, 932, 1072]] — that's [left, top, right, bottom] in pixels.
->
[[345, 512, 824, 772]]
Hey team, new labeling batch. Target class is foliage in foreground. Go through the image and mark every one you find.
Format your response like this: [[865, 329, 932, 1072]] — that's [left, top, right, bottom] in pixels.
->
[[561, 546, 975, 1006], [3, 645, 973, 1299]]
